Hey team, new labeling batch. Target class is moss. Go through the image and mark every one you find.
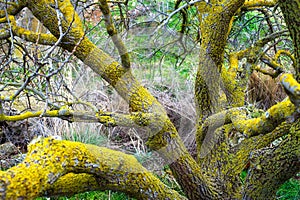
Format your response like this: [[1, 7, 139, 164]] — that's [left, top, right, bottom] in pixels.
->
[[0, 137, 186, 199], [280, 74, 300, 104], [243, 119, 300, 199], [233, 100, 296, 136], [58, 0, 83, 33], [281, 74, 300, 91], [95, 114, 117, 127], [197, 123, 244, 199], [221, 66, 245, 107], [44, 173, 100, 197], [228, 54, 239, 78], [13, 24, 57, 45], [0, 107, 73, 121], [243, 0, 277, 8]]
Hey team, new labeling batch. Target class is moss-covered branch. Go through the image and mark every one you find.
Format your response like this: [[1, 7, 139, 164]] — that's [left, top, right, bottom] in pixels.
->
[[242, 119, 300, 199], [274, 50, 296, 69], [280, 73, 300, 106], [0, 15, 57, 45], [231, 99, 296, 137], [196, 108, 238, 156], [0, 107, 73, 122], [0, 137, 186, 199], [229, 73, 300, 136], [195, 107, 298, 199], [193, 72, 299, 198], [242, 0, 277, 9], [195, 0, 246, 118], [234, 121, 292, 169], [0, 108, 166, 134], [195, 106, 298, 199]]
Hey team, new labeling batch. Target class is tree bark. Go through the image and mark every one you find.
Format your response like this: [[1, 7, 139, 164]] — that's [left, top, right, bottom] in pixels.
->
[[279, 0, 300, 81], [243, 119, 300, 199]]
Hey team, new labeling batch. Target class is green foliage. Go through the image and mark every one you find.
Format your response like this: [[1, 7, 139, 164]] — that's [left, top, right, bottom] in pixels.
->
[[36, 190, 135, 200], [63, 128, 108, 146], [229, 11, 262, 49], [276, 177, 300, 200], [134, 151, 152, 164], [155, 165, 185, 196], [240, 169, 248, 184]]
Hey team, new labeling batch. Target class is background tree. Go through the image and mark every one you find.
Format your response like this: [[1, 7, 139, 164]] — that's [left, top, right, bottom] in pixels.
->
[[0, 0, 299, 199]]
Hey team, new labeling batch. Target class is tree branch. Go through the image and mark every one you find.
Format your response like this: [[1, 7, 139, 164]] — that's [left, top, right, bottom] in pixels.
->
[[223, 30, 289, 106], [196, 108, 238, 157], [242, 0, 278, 9], [153, 0, 201, 35], [279, 0, 300, 81], [0, 15, 57, 45], [217, 71, 296, 139], [242, 118, 300, 199], [0, 106, 168, 136], [98, 0, 131, 68], [231, 98, 296, 137], [280, 73, 300, 106], [0, 137, 186, 199], [0, 1, 26, 17]]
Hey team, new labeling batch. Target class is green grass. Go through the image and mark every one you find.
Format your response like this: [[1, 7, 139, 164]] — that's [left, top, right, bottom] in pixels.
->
[[277, 177, 300, 200], [35, 176, 300, 200], [36, 190, 135, 200]]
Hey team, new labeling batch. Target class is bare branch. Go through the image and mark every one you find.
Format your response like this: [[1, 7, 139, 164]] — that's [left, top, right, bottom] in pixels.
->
[[0, 1, 26, 17], [153, 0, 202, 35], [98, 0, 131, 68]]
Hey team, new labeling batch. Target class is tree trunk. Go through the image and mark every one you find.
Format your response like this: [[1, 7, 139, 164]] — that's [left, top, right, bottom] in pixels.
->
[[279, 0, 300, 81]]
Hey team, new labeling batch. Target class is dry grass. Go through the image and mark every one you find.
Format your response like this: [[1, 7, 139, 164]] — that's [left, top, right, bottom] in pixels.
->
[[246, 72, 287, 110], [1, 58, 289, 172]]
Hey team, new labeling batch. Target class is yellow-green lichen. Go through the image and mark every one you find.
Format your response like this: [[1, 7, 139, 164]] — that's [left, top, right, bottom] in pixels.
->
[[1, 137, 186, 199], [280, 74, 300, 106], [280, 74, 300, 93], [0, 106, 73, 121], [233, 99, 296, 137]]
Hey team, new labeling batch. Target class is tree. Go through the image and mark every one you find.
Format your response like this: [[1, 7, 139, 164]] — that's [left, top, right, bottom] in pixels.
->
[[0, 0, 299, 199]]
